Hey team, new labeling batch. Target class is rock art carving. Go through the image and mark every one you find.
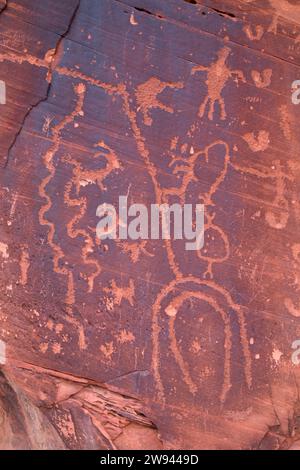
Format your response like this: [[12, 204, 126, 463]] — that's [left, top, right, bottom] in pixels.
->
[[191, 47, 245, 121], [251, 69, 272, 88], [1, 0, 300, 451], [136, 77, 184, 126]]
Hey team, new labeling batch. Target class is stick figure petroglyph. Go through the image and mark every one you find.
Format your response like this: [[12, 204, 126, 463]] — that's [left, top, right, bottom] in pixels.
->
[[191, 47, 245, 121]]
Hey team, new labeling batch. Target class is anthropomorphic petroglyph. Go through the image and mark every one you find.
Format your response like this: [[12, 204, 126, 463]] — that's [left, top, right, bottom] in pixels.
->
[[191, 47, 245, 121]]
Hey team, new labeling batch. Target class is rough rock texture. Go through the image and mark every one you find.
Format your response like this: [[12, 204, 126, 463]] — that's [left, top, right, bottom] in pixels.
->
[[0, 0, 300, 449]]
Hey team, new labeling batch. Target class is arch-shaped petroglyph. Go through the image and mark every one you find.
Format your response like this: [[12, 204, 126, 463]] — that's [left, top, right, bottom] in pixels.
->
[[191, 47, 245, 121], [151, 277, 252, 404], [251, 69, 272, 89], [165, 290, 232, 401]]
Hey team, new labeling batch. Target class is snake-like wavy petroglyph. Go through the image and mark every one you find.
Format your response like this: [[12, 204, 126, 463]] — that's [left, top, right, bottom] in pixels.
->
[[64, 157, 101, 294], [135, 77, 184, 126], [191, 47, 245, 121], [63, 142, 120, 292], [61, 144, 121, 337]]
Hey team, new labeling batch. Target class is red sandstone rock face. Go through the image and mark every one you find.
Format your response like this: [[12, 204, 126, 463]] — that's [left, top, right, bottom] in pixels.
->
[[0, 0, 300, 450]]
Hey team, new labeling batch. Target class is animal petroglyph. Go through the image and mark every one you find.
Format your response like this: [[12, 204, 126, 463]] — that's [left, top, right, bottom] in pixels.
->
[[285, 244, 300, 317], [0, 242, 9, 260], [191, 47, 245, 121], [135, 77, 184, 126], [117, 240, 154, 263]]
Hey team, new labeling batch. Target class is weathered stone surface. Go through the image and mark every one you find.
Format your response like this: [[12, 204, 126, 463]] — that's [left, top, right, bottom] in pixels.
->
[[0, 0, 300, 449]]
